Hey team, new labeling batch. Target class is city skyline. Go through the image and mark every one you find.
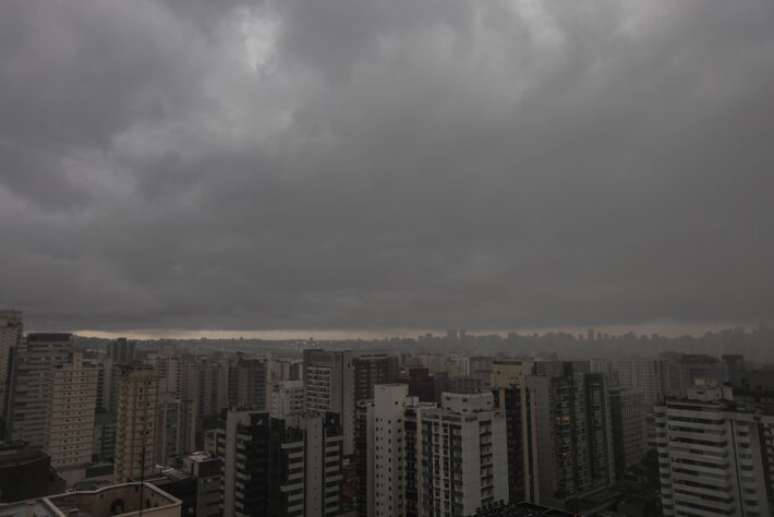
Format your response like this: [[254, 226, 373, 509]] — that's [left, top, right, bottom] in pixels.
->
[[61, 320, 757, 341]]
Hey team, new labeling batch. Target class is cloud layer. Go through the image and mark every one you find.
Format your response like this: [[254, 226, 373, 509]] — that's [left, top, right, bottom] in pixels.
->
[[1, 0, 773, 331]]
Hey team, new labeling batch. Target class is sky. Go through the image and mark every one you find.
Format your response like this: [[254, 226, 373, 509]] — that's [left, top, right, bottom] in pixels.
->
[[1, 0, 773, 335]]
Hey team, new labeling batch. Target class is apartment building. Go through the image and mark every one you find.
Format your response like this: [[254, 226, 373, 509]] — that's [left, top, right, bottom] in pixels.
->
[[655, 385, 774, 517], [46, 351, 98, 484], [523, 363, 616, 509], [7, 333, 73, 447], [114, 365, 160, 483], [0, 311, 22, 421]]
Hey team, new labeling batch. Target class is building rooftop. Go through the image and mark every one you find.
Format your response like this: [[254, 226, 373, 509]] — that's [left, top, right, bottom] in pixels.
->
[[473, 502, 576, 516], [0, 483, 180, 517]]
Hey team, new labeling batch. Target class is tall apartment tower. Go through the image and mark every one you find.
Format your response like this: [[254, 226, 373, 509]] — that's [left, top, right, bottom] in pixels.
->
[[300, 412, 346, 517], [370, 384, 413, 517], [523, 363, 616, 509], [721, 354, 746, 387], [492, 386, 525, 503], [46, 351, 98, 485], [198, 357, 230, 418], [108, 338, 136, 364], [7, 333, 73, 447], [228, 357, 267, 410], [420, 392, 509, 516], [608, 386, 645, 479], [608, 359, 665, 408], [655, 385, 774, 517], [361, 386, 509, 517], [156, 398, 184, 465], [114, 365, 160, 482], [303, 349, 398, 455], [0, 311, 22, 425], [215, 410, 345, 517], [469, 356, 494, 389]]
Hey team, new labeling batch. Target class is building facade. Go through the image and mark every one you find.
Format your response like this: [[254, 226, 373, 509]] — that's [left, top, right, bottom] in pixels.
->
[[655, 386, 774, 517], [523, 364, 616, 509], [7, 333, 73, 448], [114, 365, 160, 483], [47, 351, 98, 484], [0, 311, 22, 426]]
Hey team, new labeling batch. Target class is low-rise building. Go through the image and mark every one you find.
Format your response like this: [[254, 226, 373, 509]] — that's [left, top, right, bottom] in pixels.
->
[[0, 482, 181, 517]]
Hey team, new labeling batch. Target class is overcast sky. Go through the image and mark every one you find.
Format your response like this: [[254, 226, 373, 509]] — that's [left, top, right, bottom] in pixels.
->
[[1, 0, 773, 334]]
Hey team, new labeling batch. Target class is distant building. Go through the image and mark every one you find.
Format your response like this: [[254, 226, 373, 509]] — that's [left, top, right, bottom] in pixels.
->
[[406, 367, 435, 402], [660, 353, 723, 398], [269, 359, 303, 382], [157, 399, 185, 466], [0, 311, 23, 425], [270, 380, 305, 419], [608, 359, 666, 408], [444, 374, 486, 395], [490, 359, 533, 389], [721, 354, 746, 387], [108, 338, 136, 365], [608, 387, 645, 479], [469, 356, 494, 389], [197, 358, 229, 419], [227, 358, 267, 410]]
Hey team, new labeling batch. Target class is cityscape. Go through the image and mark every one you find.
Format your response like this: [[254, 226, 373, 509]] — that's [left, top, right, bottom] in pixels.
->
[[2, 0, 774, 516], [2, 313, 774, 516]]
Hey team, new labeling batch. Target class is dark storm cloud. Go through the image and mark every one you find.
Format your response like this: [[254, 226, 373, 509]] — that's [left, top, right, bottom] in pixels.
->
[[1, 0, 773, 332]]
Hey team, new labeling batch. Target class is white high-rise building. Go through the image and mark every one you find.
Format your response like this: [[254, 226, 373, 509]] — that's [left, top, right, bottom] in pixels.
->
[[46, 351, 98, 485], [420, 392, 509, 516], [370, 384, 413, 517], [655, 385, 774, 517], [0, 310, 22, 420], [362, 386, 508, 517]]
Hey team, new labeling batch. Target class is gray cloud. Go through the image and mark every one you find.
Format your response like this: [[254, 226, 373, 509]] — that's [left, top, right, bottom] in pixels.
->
[[1, 0, 773, 332]]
